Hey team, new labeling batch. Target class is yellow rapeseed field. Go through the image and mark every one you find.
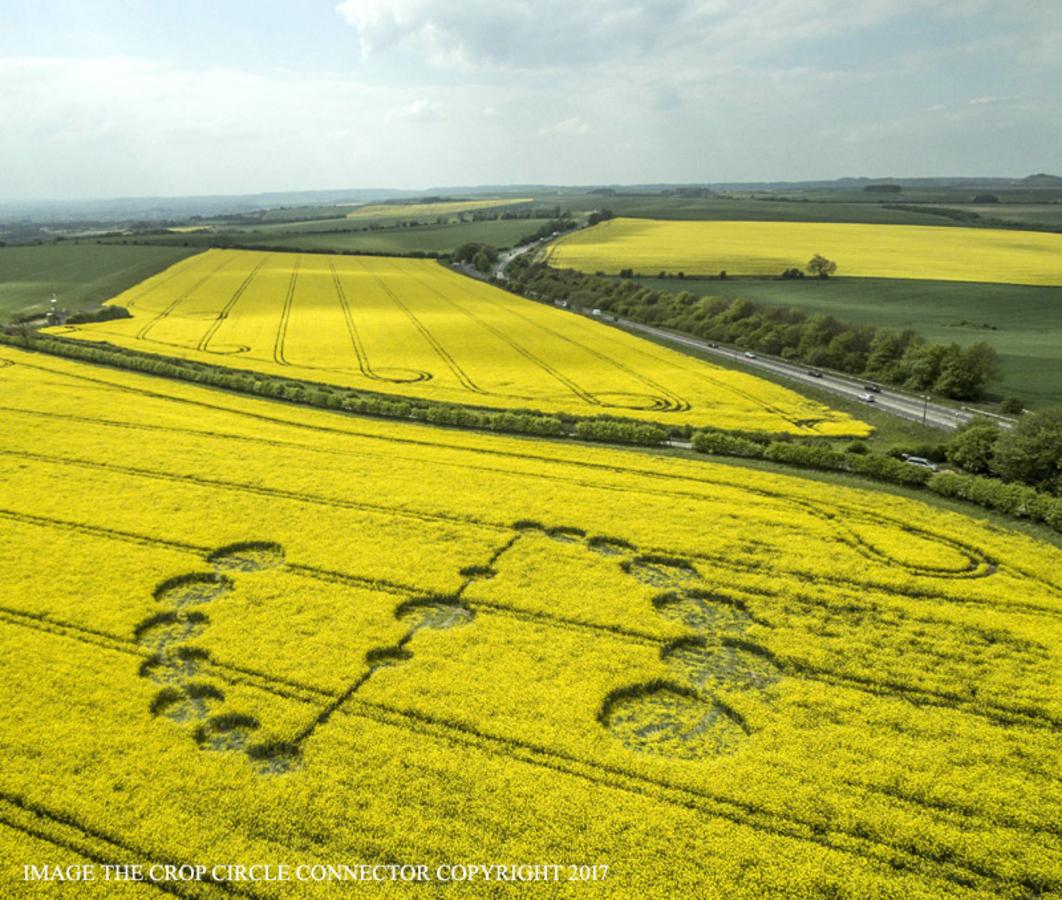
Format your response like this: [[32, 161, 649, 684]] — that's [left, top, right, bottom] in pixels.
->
[[51, 248, 867, 436], [344, 199, 532, 219], [1, 347, 1059, 897], [547, 217, 1062, 285]]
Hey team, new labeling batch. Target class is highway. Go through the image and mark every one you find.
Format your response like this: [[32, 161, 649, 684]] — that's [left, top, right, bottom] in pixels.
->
[[614, 319, 1000, 431], [474, 237, 1013, 433]]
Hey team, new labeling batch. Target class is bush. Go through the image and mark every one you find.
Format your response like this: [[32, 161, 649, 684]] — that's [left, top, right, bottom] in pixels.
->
[[845, 441, 869, 455], [762, 442, 847, 471], [574, 420, 667, 446], [945, 421, 1000, 475], [848, 453, 932, 486], [65, 306, 133, 325], [990, 406, 1062, 493], [691, 430, 765, 458], [1000, 397, 1024, 414], [927, 472, 1047, 520]]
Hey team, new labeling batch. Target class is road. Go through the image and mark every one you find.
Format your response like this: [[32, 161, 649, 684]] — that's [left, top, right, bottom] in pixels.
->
[[613, 319, 999, 431], [467, 236, 1013, 433]]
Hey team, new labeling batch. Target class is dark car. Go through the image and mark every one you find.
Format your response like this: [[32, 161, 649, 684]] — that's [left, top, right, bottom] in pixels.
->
[[808, 369, 823, 378], [707, 342, 718, 348], [864, 383, 881, 393]]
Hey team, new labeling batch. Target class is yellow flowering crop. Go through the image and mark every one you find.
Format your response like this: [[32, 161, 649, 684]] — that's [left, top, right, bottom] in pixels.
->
[[0, 348, 1059, 897], [50, 248, 867, 436], [344, 199, 532, 219], [547, 217, 1062, 285]]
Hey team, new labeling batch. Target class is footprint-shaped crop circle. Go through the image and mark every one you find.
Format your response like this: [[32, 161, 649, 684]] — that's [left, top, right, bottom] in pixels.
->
[[600, 683, 747, 759], [134, 542, 289, 773], [207, 541, 285, 573]]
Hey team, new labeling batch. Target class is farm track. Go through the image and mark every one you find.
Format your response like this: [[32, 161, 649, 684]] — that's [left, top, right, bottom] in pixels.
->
[[0, 604, 1045, 896], [271, 255, 300, 367], [197, 256, 268, 353], [136, 255, 237, 343], [390, 260, 605, 408], [353, 257, 484, 394], [416, 267, 693, 413], [328, 261, 431, 384]]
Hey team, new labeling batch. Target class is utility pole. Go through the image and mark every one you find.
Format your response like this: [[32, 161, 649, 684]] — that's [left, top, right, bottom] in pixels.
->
[[922, 394, 930, 426]]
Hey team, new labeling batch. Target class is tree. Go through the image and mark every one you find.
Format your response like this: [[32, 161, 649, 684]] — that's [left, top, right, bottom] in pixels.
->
[[946, 420, 1001, 475], [933, 342, 1001, 400], [807, 254, 837, 279], [990, 406, 1062, 493]]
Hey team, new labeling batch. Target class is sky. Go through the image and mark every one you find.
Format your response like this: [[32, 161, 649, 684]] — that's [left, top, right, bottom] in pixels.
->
[[1, 0, 1059, 200]]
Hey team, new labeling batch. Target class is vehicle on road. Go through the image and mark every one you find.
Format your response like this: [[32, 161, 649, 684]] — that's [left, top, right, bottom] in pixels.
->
[[707, 342, 718, 348], [808, 369, 823, 378], [902, 455, 939, 472], [858, 393, 876, 403], [864, 383, 881, 393], [744, 351, 757, 359]]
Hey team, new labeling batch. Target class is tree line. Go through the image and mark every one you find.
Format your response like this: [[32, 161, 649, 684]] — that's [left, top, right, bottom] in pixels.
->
[[507, 258, 1002, 401], [691, 409, 1062, 533]]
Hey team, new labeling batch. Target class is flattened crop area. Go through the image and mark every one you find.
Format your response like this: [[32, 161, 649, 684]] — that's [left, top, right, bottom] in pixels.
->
[[52, 249, 866, 436], [547, 217, 1062, 285], [0, 349, 1059, 897]]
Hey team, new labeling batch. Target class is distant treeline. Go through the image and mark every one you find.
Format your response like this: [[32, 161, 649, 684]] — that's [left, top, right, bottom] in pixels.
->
[[507, 258, 1002, 401]]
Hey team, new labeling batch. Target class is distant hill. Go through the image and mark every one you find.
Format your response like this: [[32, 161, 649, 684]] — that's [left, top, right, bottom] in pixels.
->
[[3, 175, 1058, 225], [1022, 173, 1062, 186]]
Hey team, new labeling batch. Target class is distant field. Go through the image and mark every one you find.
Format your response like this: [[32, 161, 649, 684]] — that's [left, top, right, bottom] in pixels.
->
[[0, 243, 197, 319], [553, 196, 985, 226], [951, 204, 1062, 228], [345, 198, 532, 219], [245, 219, 540, 253], [635, 276, 1062, 405], [106, 219, 543, 254], [547, 218, 1062, 285], [53, 248, 868, 435]]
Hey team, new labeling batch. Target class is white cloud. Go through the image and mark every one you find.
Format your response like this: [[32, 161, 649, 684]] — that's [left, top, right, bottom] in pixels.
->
[[394, 97, 446, 122], [539, 116, 591, 137], [334, 0, 966, 71]]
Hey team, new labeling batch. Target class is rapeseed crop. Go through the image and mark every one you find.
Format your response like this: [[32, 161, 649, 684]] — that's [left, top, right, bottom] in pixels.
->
[[344, 199, 532, 219], [0, 348, 1059, 896], [547, 217, 1062, 285], [50, 249, 868, 436]]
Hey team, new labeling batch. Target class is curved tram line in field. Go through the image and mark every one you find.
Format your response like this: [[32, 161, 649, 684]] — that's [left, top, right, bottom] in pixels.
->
[[196, 257, 269, 355], [352, 256, 486, 395], [401, 261, 690, 413], [271, 256, 301, 368], [327, 261, 432, 384], [135, 254, 239, 343]]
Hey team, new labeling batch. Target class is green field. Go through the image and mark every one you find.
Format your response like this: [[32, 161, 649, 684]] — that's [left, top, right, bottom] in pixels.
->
[[545, 187, 1062, 231], [634, 276, 1062, 405], [107, 219, 543, 255], [0, 243, 198, 320], [242, 219, 540, 253]]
